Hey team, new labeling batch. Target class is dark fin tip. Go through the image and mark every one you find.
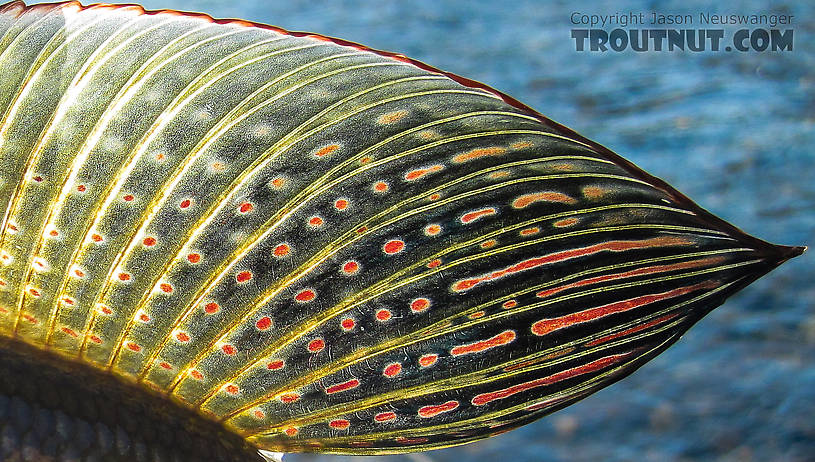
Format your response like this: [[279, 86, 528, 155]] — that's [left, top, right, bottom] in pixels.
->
[[774, 244, 806, 265]]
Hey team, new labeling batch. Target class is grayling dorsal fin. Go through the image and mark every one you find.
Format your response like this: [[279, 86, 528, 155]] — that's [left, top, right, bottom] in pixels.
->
[[0, 0, 803, 457]]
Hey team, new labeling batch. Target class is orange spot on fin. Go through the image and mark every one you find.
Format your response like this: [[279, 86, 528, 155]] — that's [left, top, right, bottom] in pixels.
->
[[419, 354, 438, 367], [582, 186, 608, 199], [61, 327, 78, 338], [453, 146, 506, 163], [405, 164, 444, 181], [512, 191, 577, 209], [553, 217, 579, 228], [377, 110, 407, 124], [315, 144, 339, 157]]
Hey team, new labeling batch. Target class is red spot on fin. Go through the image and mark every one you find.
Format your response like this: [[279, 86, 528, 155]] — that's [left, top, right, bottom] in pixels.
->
[[308, 338, 325, 353], [383, 240, 405, 254], [452, 237, 692, 292], [375, 412, 396, 422], [405, 164, 444, 181], [418, 400, 459, 418], [460, 207, 496, 224], [238, 202, 254, 214], [325, 378, 360, 394], [536, 256, 726, 299], [126, 342, 142, 352], [329, 419, 350, 429], [451, 330, 516, 356], [396, 436, 428, 444], [236, 271, 252, 283], [383, 363, 402, 377], [587, 313, 681, 346], [61, 327, 78, 338], [376, 309, 392, 321], [308, 216, 324, 227], [419, 354, 438, 367], [472, 352, 635, 406], [295, 289, 316, 302], [273, 244, 290, 257], [410, 298, 430, 313], [342, 261, 359, 274], [531, 281, 719, 336], [255, 316, 272, 330]]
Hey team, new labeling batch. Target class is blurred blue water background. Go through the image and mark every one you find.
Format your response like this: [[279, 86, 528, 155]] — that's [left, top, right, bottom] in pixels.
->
[[115, 0, 814, 460]]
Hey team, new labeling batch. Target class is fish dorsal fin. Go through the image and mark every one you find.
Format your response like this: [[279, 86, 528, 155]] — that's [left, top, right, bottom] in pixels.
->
[[0, 1, 801, 455]]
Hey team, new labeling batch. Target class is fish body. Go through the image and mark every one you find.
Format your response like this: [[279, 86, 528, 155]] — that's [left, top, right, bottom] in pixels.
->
[[0, 1, 804, 461]]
